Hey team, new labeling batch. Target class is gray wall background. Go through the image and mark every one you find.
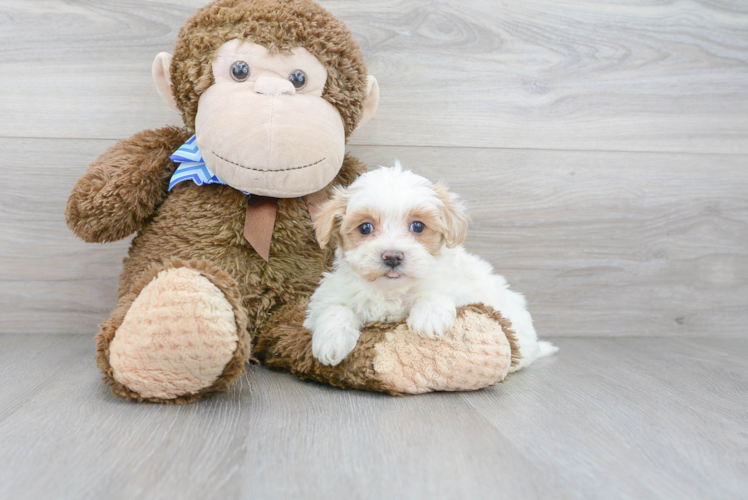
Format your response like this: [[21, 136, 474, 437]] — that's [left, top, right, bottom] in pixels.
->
[[1, 0, 746, 337]]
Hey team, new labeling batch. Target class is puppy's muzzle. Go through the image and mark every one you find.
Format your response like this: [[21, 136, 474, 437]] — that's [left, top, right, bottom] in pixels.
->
[[382, 251, 404, 268]]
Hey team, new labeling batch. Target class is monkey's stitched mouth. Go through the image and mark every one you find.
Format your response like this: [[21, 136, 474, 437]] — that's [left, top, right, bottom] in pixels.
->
[[212, 151, 326, 172]]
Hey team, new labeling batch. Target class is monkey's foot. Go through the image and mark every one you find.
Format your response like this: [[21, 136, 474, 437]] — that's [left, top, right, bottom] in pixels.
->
[[258, 303, 520, 395], [370, 305, 520, 394], [97, 259, 250, 403]]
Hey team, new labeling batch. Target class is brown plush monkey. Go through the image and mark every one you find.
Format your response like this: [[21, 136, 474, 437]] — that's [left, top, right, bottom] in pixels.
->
[[65, 0, 518, 403]]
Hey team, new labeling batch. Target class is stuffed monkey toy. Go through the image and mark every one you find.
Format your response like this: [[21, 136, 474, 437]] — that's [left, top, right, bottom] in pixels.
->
[[65, 0, 519, 403]]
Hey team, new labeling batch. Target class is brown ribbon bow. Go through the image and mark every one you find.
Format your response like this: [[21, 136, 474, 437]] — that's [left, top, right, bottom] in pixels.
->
[[243, 189, 328, 262]]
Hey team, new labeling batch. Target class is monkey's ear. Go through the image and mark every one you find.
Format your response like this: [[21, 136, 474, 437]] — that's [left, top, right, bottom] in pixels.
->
[[313, 188, 348, 248], [152, 52, 179, 111], [355, 75, 379, 130], [432, 182, 470, 248]]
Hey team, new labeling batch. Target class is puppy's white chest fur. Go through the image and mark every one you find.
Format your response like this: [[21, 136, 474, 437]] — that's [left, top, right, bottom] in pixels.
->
[[353, 280, 420, 324], [309, 256, 421, 324]]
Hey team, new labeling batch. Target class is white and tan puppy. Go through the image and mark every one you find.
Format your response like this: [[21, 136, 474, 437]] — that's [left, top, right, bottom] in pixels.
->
[[305, 162, 558, 368]]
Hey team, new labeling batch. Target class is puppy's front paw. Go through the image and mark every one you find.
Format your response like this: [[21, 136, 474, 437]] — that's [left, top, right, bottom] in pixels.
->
[[407, 300, 457, 339], [312, 325, 361, 366]]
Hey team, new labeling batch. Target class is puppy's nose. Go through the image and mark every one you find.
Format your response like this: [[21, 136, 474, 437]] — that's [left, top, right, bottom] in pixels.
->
[[382, 251, 404, 268]]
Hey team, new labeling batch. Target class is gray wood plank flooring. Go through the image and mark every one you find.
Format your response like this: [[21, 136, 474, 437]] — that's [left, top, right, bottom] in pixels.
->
[[1, 0, 746, 499], [0, 336, 745, 500]]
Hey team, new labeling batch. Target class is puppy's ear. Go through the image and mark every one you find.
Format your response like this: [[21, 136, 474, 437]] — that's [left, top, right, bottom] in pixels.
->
[[433, 182, 470, 248], [313, 188, 348, 248]]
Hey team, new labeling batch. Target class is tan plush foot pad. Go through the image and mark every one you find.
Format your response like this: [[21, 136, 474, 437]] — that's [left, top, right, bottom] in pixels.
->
[[372, 305, 520, 394], [257, 302, 519, 395], [97, 258, 250, 403]]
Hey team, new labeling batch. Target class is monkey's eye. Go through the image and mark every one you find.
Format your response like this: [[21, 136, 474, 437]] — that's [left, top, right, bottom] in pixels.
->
[[288, 70, 307, 89], [358, 223, 374, 235], [410, 221, 425, 234], [230, 61, 250, 82]]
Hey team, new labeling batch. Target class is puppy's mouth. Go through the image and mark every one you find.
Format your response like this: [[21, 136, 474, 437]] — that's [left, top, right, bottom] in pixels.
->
[[385, 270, 402, 279], [363, 269, 404, 282]]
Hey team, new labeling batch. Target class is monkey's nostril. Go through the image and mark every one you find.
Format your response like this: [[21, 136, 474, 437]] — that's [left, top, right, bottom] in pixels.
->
[[382, 251, 404, 268]]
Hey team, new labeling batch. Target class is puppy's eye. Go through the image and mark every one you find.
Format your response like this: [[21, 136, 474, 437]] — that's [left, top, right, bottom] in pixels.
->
[[410, 221, 425, 234], [288, 69, 307, 89], [231, 61, 250, 82], [358, 223, 374, 235]]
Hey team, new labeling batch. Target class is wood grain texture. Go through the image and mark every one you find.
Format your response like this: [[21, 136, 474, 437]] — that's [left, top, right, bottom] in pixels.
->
[[460, 337, 748, 500], [1, 1, 745, 498], [3, 137, 745, 336], [0, 138, 129, 334], [0, 0, 747, 153], [350, 145, 748, 337], [0, 336, 745, 499]]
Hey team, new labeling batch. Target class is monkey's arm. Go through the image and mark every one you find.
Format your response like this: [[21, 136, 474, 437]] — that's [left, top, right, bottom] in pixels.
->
[[65, 126, 191, 243], [257, 300, 519, 395]]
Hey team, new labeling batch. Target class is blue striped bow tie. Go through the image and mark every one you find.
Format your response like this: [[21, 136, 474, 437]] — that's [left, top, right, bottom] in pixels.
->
[[169, 135, 250, 196]]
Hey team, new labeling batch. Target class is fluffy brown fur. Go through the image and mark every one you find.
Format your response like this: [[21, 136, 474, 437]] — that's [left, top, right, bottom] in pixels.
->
[[171, 0, 369, 135], [117, 142, 365, 332], [257, 301, 520, 395], [96, 257, 251, 404], [68, 119, 366, 401], [257, 299, 392, 393], [66, 0, 516, 402], [66, 126, 192, 243]]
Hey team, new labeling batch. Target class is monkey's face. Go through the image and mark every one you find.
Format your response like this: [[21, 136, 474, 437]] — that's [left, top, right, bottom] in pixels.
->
[[194, 40, 344, 198], [154, 38, 378, 198]]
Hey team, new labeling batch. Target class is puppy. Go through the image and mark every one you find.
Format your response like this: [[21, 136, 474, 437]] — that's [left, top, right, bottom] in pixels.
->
[[305, 162, 558, 368]]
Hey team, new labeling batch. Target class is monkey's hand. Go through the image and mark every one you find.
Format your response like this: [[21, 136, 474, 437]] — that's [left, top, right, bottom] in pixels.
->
[[65, 126, 191, 243], [258, 301, 519, 395]]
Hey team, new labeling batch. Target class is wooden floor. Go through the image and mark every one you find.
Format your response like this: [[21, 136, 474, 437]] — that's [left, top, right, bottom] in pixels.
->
[[0, 336, 745, 499], [1, 0, 747, 498]]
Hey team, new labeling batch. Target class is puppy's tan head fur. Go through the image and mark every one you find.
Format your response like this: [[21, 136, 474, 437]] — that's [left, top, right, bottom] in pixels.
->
[[432, 181, 469, 249], [313, 187, 348, 249]]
